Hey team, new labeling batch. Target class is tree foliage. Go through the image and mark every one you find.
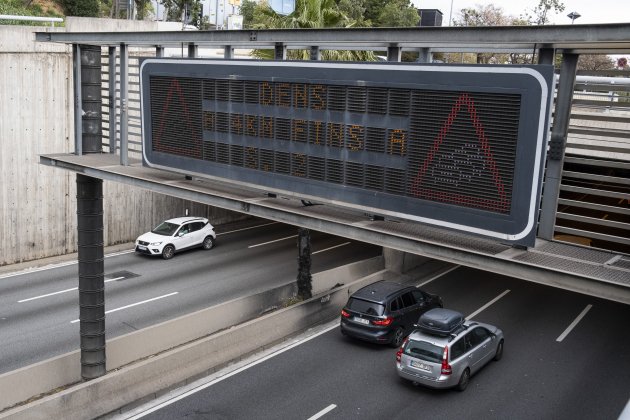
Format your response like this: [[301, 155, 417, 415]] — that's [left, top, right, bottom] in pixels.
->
[[521, 0, 565, 25], [364, 0, 418, 27], [249, 0, 377, 61], [578, 54, 615, 71], [59, 0, 100, 17]]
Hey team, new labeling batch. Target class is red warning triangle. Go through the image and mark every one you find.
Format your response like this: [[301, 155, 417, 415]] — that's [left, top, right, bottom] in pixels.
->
[[410, 93, 509, 213], [152, 78, 202, 158]]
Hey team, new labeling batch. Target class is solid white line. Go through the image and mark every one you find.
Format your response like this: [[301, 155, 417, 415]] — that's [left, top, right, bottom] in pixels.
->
[[18, 276, 125, 303], [248, 235, 297, 248], [312, 242, 351, 255], [307, 404, 337, 420], [466, 290, 511, 320], [0, 250, 135, 280], [217, 222, 278, 236], [70, 292, 178, 324], [417, 265, 460, 287], [556, 304, 593, 342], [123, 321, 340, 419]]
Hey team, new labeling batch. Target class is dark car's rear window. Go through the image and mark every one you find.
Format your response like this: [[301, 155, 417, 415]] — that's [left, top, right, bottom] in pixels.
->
[[347, 298, 385, 316], [404, 340, 443, 363]]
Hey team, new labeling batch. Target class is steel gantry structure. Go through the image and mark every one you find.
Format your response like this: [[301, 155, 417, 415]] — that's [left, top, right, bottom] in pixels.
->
[[35, 24, 630, 379]]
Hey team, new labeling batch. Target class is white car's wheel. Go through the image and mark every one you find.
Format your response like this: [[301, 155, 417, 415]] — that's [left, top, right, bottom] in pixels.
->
[[162, 244, 175, 260], [202, 236, 215, 250]]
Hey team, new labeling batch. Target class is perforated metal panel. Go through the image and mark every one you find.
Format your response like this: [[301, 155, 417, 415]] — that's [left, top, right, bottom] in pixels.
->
[[141, 60, 553, 246]]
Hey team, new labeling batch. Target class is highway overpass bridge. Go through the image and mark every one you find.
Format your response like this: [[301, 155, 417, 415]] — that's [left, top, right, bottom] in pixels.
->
[[34, 24, 629, 382]]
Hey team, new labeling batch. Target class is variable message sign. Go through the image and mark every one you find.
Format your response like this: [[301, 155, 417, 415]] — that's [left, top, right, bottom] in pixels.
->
[[140, 59, 553, 247]]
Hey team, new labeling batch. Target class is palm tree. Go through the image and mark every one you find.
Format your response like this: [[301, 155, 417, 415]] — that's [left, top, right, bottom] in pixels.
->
[[250, 0, 377, 61]]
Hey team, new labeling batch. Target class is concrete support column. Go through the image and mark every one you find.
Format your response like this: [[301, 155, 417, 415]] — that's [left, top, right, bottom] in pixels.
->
[[538, 53, 579, 240], [77, 174, 106, 380], [297, 228, 312, 299], [383, 248, 430, 274]]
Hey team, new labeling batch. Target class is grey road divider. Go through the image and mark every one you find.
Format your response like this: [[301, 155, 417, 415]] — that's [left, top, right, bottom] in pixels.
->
[[0, 256, 453, 419]]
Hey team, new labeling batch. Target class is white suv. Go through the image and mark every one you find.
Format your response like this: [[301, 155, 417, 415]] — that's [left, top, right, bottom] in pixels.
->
[[135, 217, 216, 259]]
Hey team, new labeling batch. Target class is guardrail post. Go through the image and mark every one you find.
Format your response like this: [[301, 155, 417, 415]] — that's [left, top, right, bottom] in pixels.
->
[[538, 53, 579, 240], [188, 42, 198, 58], [387, 43, 401, 62], [275, 42, 286, 60], [224, 45, 234, 59], [310, 46, 321, 61], [417, 47, 432, 63]]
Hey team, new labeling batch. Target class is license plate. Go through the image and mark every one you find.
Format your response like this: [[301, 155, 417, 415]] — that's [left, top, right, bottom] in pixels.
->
[[138, 245, 147, 251], [411, 360, 431, 372], [354, 317, 370, 325]]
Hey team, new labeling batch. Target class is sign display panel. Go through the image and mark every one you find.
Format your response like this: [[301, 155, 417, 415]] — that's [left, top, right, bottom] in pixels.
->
[[140, 59, 553, 247]]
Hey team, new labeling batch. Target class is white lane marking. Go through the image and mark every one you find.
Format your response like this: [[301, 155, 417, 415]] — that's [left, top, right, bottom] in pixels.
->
[[556, 304, 593, 342], [417, 265, 460, 287], [307, 404, 337, 420], [70, 292, 178, 324], [0, 250, 135, 280], [217, 222, 278, 236], [312, 242, 351, 255], [123, 321, 340, 419], [248, 235, 298, 248], [466, 290, 511, 320], [618, 396, 630, 420], [18, 277, 125, 303]]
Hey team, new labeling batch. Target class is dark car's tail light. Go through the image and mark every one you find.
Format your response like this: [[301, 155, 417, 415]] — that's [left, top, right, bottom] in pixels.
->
[[341, 309, 351, 318], [441, 345, 452, 375], [372, 317, 393, 326]]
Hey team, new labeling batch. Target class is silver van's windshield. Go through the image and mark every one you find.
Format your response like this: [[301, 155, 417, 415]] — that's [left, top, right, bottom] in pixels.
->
[[404, 340, 442, 363]]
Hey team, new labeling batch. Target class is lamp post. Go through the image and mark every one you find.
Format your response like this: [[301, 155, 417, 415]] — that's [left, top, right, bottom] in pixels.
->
[[567, 11, 581, 24]]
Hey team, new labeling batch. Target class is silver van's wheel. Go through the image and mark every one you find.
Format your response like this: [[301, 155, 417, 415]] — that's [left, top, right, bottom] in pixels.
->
[[493, 340, 504, 361], [456, 368, 470, 392], [203, 236, 215, 250], [162, 245, 175, 260]]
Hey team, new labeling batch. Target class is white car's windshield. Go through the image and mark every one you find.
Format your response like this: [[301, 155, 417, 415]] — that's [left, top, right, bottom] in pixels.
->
[[151, 222, 180, 236]]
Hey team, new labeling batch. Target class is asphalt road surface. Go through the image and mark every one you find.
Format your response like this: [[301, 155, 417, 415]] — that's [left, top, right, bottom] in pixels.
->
[[125, 266, 630, 420], [0, 220, 381, 374]]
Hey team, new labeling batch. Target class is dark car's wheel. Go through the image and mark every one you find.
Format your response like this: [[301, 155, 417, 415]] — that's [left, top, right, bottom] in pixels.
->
[[456, 368, 470, 392], [162, 244, 175, 260], [493, 340, 504, 361], [390, 327, 405, 348], [202, 236, 215, 250]]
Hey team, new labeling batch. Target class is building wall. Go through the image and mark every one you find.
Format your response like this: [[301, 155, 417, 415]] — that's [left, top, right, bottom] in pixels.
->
[[0, 20, 246, 267]]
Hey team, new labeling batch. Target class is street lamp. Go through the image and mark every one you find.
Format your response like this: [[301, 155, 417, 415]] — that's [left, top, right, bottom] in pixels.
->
[[567, 11, 581, 24]]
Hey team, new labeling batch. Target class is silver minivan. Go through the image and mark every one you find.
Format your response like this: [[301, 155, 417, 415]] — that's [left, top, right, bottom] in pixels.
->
[[396, 318, 504, 391]]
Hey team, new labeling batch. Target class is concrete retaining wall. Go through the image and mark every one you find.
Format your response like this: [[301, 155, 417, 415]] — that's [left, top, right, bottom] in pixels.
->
[[0, 18, 247, 268], [0, 256, 385, 415]]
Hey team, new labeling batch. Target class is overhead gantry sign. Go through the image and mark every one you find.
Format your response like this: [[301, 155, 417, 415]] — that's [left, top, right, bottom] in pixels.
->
[[140, 59, 553, 247]]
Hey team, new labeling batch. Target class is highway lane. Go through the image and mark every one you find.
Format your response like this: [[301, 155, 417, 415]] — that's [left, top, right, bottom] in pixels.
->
[[131, 267, 630, 420], [0, 219, 381, 374]]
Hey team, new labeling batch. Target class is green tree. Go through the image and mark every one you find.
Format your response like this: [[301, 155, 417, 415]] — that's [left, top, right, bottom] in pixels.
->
[[161, 0, 203, 27], [578, 54, 615, 71], [240, 0, 257, 28], [250, 0, 376, 61], [378, 2, 418, 27], [134, 0, 154, 20], [336, 0, 366, 22], [59, 0, 100, 17], [364, 0, 417, 27]]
